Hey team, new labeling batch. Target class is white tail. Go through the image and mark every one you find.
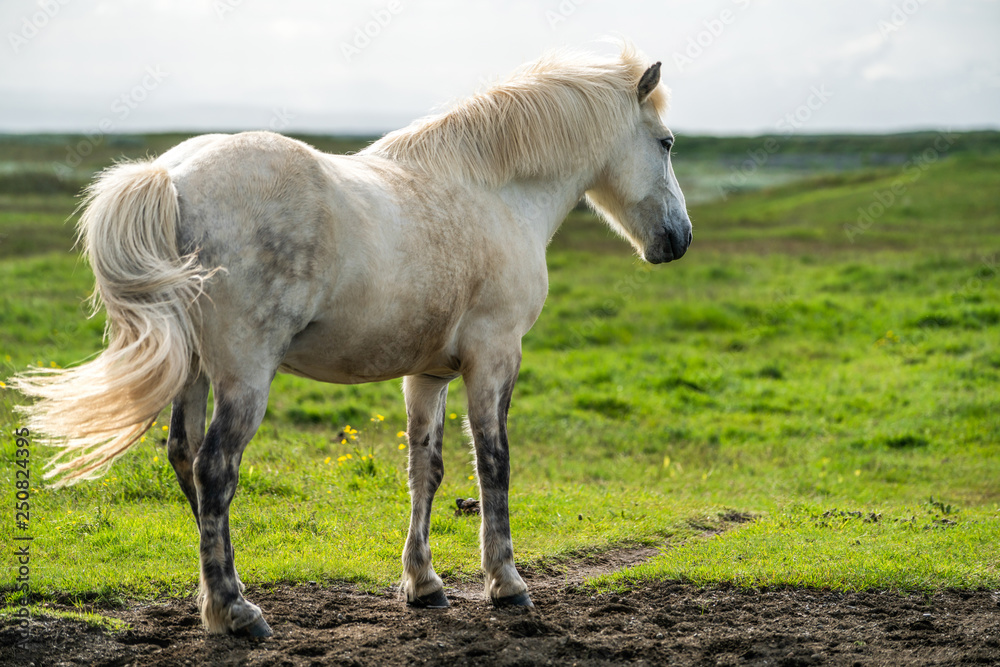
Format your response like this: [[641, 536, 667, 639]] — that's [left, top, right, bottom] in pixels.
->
[[11, 162, 214, 485]]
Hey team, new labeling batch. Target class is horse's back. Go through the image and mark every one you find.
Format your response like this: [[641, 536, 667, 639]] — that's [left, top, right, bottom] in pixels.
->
[[155, 131, 546, 387]]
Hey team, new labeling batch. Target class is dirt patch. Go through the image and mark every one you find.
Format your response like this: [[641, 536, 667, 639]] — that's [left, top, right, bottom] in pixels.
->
[[4, 551, 999, 666]]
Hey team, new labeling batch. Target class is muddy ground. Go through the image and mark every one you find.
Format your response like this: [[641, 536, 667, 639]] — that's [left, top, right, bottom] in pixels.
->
[[3, 548, 999, 666]]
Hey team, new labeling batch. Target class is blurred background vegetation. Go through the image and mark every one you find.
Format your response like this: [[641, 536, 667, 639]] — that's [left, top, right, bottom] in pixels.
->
[[1, 130, 997, 599]]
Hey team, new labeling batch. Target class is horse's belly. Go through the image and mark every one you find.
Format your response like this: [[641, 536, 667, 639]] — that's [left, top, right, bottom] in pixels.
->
[[278, 315, 460, 384]]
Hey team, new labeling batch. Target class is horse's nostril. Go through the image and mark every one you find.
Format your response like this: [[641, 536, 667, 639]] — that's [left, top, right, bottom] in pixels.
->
[[687, 230, 693, 245]]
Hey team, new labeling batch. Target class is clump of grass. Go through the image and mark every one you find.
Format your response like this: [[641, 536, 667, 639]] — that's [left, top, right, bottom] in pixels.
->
[[573, 393, 632, 419], [0, 606, 130, 633], [883, 435, 930, 449], [756, 364, 784, 380], [72, 506, 114, 536]]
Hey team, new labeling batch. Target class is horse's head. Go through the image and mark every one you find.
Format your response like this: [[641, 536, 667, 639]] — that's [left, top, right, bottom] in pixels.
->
[[585, 61, 692, 263]]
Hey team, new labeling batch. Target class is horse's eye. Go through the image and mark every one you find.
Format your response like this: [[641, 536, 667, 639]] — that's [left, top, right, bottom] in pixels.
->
[[659, 137, 673, 152]]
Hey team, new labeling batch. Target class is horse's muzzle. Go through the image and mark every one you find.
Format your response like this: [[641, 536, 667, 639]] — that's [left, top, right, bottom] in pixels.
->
[[646, 226, 692, 264]]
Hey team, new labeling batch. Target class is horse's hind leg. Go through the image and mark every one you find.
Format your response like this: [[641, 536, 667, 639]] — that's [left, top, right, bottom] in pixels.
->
[[194, 378, 272, 637], [464, 351, 533, 607], [167, 372, 247, 593], [401, 374, 450, 608], [167, 372, 209, 527]]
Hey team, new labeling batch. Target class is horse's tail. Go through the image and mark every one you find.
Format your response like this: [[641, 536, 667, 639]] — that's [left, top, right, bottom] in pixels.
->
[[11, 161, 215, 485]]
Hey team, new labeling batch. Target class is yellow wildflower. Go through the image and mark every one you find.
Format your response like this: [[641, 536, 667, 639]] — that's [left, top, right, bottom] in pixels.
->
[[449, 413, 458, 420], [398, 443, 406, 450], [324, 456, 331, 464], [397, 431, 406, 438]]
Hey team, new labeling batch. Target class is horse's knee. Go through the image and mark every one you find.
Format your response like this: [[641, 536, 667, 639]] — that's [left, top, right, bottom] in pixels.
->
[[195, 460, 236, 493], [422, 448, 445, 493]]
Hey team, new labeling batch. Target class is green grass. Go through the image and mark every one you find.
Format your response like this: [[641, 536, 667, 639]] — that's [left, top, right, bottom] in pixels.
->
[[1, 141, 998, 606], [594, 504, 999, 592], [0, 604, 130, 632]]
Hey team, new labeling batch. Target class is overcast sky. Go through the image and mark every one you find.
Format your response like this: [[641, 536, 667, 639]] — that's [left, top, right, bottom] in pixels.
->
[[1, 0, 998, 136]]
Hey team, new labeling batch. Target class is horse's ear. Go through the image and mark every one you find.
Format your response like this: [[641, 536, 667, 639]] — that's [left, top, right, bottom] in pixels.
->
[[637, 62, 661, 104]]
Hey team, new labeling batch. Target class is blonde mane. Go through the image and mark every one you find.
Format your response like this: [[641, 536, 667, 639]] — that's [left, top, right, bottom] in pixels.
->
[[362, 43, 668, 188]]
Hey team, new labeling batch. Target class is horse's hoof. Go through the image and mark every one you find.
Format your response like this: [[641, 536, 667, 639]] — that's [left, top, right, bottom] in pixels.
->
[[235, 616, 273, 638], [492, 591, 534, 608], [407, 588, 450, 609]]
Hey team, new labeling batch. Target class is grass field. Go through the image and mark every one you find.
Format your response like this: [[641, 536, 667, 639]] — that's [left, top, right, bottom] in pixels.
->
[[1, 132, 998, 607]]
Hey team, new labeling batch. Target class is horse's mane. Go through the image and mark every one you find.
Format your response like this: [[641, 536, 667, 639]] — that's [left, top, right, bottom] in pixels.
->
[[362, 42, 668, 188]]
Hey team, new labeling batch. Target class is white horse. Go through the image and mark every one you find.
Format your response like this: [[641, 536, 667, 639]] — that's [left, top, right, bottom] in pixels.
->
[[13, 43, 691, 637]]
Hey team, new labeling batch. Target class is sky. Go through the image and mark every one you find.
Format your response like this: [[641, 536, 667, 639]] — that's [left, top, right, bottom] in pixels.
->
[[1, 0, 998, 136]]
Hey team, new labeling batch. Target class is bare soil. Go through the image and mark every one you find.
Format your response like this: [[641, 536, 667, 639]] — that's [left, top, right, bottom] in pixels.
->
[[4, 548, 999, 666]]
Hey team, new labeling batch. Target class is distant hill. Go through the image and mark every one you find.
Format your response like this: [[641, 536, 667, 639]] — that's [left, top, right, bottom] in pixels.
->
[[1, 130, 998, 196]]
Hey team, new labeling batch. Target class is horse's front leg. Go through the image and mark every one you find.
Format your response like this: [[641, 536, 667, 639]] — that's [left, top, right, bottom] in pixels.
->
[[194, 381, 272, 636], [401, 374, 451, 607], [465, 353, 533, 607]]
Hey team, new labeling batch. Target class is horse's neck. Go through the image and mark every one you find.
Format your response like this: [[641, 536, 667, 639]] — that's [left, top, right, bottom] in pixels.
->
[[499, 171, 594, 246]]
